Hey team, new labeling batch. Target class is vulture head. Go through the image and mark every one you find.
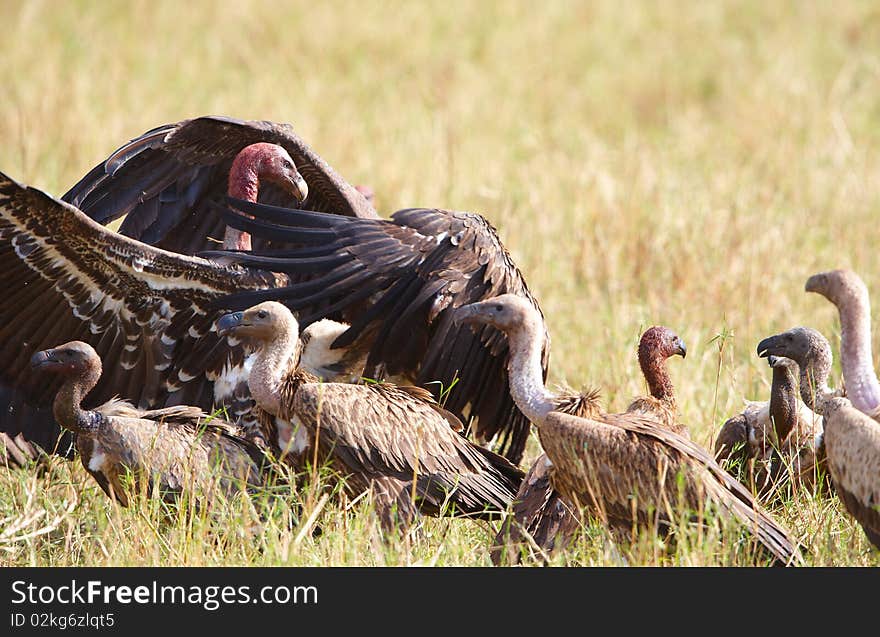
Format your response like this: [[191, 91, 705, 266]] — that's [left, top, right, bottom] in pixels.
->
[[638, 326, 687, 362], [30, 341, 102, 386], [805, 268, 869, 310], [756, 327, 831, 371], [216, 301, 299, 344], [768, 354, 798, 373], [757, 327, 835, 410], [452, 293, 539, 334], [230, 142, 309, 204]]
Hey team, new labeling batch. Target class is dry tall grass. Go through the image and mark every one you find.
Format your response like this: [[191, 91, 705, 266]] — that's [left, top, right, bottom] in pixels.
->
[[1, 0, 878, 565]]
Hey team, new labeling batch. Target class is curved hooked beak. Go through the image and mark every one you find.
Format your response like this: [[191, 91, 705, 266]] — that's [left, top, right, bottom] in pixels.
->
[[756, 334, 783, 359], [804, 272, 827, 295], [216, 311, 245, 337], [281, 170, 309, 203], [452, 303, 485, 327], [290, 173, 309, 203], [674, 338, 687, 359], [30, 349, 59, 371]]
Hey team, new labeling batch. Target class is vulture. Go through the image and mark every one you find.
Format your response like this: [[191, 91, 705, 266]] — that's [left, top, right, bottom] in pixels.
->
[[63, 115, 374, 254], [0, 169, 373, 463], [758, 326, 880, 550], [490, 325, 688, 565], [805, 269, 880, 421], [714, 355, 826, 498], [454, 294, 804, 566], [30, 340, 270, 505], [215, 301, 524, 532], [47, 115, 547, 465]]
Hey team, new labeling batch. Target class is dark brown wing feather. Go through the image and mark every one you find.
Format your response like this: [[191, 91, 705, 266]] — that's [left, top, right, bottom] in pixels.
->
[[491, 453, 580, 565], [206, 201, 549, 465], [288, 382, 524, 519], [539, 411, 804, 566], [63, 116, 377, 254], [0, 171, 284, 454]]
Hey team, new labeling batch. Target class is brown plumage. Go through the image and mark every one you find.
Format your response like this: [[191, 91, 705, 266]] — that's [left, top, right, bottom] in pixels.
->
[[715, 355, 826, 499], [0, 170, 375, 465], [820, 398, 880, 549], [491, 326, 688, 564], [63, 115, 377, 255], [29, 341, 270, 505], [758, 326, 879, 549], [49, 115, 546, 465], [456, 294, 804, 566], [206, 200, 549, 465], [490, 389, 601, 565], [216, 301, 524, 532]]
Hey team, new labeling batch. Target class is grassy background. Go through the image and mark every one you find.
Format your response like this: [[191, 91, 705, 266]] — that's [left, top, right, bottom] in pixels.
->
[[1, 0, 879, 565]]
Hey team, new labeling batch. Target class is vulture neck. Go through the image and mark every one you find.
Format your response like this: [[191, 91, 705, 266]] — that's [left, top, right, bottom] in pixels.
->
[[249, 321, 301, 417], [224, 148, 262, 251], [53, 367, 102, 436], [769, 365, 798, 444], [638, 348, 676, 408], [504, 319, 556, 424], [797, 356, 835, 415], [835, 288, 880, 417]]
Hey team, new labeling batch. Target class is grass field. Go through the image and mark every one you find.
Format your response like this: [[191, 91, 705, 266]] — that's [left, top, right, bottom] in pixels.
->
[[1, 0, 879, 566]]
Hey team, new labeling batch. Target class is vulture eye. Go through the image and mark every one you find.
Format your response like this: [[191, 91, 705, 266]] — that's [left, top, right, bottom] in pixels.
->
[[494, 304, 503, 312], [257, 310, 268, 319]]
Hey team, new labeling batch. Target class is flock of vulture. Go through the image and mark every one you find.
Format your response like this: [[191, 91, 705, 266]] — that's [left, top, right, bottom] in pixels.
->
[[1, 115, 878, 567]]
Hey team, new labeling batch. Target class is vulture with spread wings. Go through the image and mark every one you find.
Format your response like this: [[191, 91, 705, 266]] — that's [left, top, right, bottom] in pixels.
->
[[1, 116, 546, 464]]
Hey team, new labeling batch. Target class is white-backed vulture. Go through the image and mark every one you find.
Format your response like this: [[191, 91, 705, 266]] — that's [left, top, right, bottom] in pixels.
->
[[32, 115, 548, 465], [715, 355, 826, 498], [455, 294, 804, 566], [758, 326, 880, 550], [215, 301, 524, 532], [29, 340, 270, 505], [490, 326, 688, 565], [0, 170, 369, 463], [804, 269, 880, 421], [204, 200, 549, 465]]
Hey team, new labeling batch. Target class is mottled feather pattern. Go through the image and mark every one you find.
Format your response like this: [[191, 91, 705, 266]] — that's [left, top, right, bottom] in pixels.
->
[[267, 380, 524, 522], [0, 171, 292, 450], [822, 398, 880, 548], [539, 411, 803, 565], [211, 203, 548, 464], [77, 402, 271, 505]]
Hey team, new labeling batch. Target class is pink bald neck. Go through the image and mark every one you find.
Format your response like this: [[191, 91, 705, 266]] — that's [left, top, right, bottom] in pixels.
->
[[224, 143, 284, 251]]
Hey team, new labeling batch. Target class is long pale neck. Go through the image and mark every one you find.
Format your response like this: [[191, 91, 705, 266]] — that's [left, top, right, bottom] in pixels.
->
[[505, 321, 556, 424], [249, 325, 300, 417], [798, 360, 835, 414], [837, 291, 880, 416], [225, 164, 259, 251], [53, 373, 101, 435]]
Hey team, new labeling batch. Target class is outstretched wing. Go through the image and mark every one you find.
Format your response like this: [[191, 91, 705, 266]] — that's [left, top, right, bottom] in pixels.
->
[[0, 171, 283, 451], [63, 115, 378, 254], [204, 200, 549, 465]]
